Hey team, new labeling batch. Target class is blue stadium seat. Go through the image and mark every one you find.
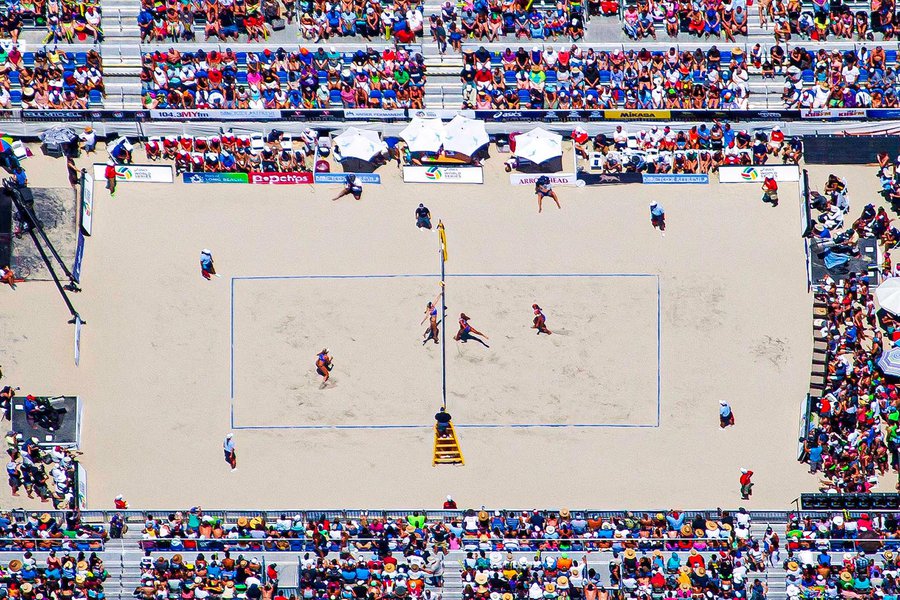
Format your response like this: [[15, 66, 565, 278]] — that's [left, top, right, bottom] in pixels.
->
[[801, 69, 814, 84], [383, 89, 396, 100], [887, 49, 897, 65], [23, 53, 34, 67], [10, 90, 21, 104], [490, 52, 501, 67], [9, 71, 19, 84], [369, 89, 382, 106], [236, 72, 248, 84], [75, 52, 87, 65], [599, 70, 610, 84], [545, 70, 557, 83], [858, 70, 869, 83], [236, 52, 247, 66], [517, 89, 530, 103], [720, 51, 731, 63], [89, 90, 103, 105], [330, 89, 342, 105]]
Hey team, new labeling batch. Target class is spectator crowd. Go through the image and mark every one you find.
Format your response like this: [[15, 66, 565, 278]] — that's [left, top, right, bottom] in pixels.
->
[[0, 47, 104, 108], [140, 47, 426, 109], [584, 122, 801, 174], [0, 550, 107, 600]]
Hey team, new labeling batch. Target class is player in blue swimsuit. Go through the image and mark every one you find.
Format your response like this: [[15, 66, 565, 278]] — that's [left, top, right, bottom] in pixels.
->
[[421, 287, 444, 345], [315, 349, 333, 384]]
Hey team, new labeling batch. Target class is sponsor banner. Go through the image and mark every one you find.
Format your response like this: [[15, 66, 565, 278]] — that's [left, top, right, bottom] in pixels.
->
[[22, 109, 148, 121], [248, 171, 314, 185], [718, 164, 801, 183], [509, 173, 578, 186], [642, 173, 710, 184], [72, 231, 85, 284], [80, 172, 94, 236], [280, 109, 346, 121], [74, 315, 83, 368], [403, 166, 484, 184], [183, 172, 249, 184], [76, 462, 87, 508], [92, 163, 174, 183], [577, 172, 644, 185], [801, 108, 867, 119], [345, 109, 408, 120], [604, 109, 671, 120], [408, 109, 476, 120], [314, 172, 382, 184], [151, 109, 281, 120], [867, 109, 900, 119]]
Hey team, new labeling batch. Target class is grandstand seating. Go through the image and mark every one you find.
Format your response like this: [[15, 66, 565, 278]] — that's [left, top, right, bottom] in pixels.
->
[[139, 46, 426, 109], [0, 47, 105, 108], [455, 43, 900, 109]]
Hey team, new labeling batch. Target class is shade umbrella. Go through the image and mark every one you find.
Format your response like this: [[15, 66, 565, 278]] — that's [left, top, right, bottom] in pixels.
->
[[876, 278, 900, 315], [513, 127, 563, 164], [333, 127, 384, 162], [442, 115, 489, 156], [878, 348, 900, 377], [399, 118, 444, 153], [0, 138, 11, 153], [39, 126, 77, 146]]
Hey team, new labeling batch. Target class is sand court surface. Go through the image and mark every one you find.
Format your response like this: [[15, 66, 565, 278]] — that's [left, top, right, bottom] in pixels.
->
[[232, 274, 658, 428], [0, 149, 837, 508]]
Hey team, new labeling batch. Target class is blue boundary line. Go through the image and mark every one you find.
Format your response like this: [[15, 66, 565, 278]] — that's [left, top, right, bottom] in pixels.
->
[[230, 273, 661, 431]]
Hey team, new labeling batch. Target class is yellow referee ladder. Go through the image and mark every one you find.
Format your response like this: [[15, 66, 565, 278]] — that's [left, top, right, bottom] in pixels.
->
[[432, 421, 465, 466]]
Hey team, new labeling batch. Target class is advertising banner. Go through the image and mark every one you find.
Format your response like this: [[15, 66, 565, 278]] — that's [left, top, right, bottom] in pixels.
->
[[345, 109, 408, 120], [151, 109, 281, 120], [248, 171, 314, 185], [182, 172, 249, 184], [280, 109, 346, 121], [76, 462, 87, 508], [92, 164, 174, 183], [408, 109, 476, 120], [74, 315, 82, 368], [509, 173, 578, 186], [72, 231, 85, 284], [577, 172, 644, 185], [403, 166, 484, 184], [604, 109, 671, 120], [718, 164, 801, 183], [80, 172, 94, 235], [801, 108, 867, 119], [642, 173, 710, 184], [314, 172, 382, 184]]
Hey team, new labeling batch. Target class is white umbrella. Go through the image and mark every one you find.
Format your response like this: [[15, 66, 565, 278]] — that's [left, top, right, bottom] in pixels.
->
[[442, 115, 489, 156], [513, 128, 563, 164], [399, 118, 444, 153], [333, 127, 384, 161], [876, 277, 900, 315]]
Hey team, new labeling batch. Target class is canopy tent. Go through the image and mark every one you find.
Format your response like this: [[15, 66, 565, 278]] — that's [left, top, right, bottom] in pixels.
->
[[442, 115, 489, 157], [513, 128, 563, 165], [876, 277, 900, 315], [399, 118, 444, 153], [333, 127, 385, 162]]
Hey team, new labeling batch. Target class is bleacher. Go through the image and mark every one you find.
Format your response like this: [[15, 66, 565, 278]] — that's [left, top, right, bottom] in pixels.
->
[[0, 47, 105, 108]]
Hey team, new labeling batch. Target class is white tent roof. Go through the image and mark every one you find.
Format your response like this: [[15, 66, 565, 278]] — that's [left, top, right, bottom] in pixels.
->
[[399, 118, 445, 153], [513, 128, 563, 164]]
